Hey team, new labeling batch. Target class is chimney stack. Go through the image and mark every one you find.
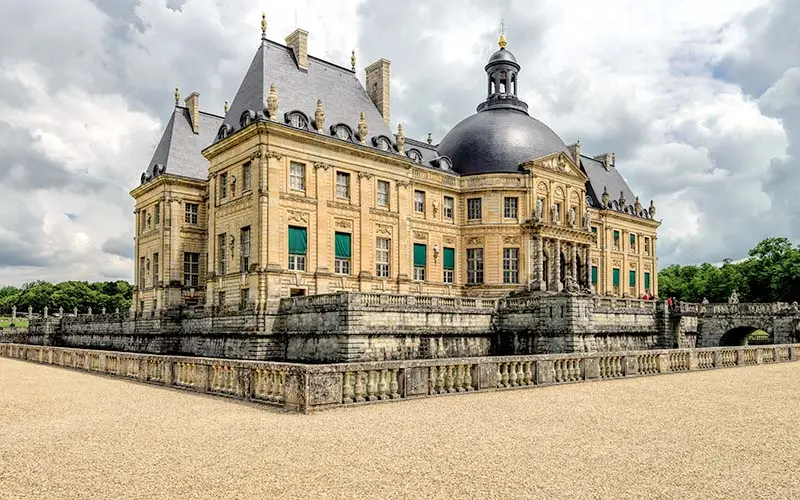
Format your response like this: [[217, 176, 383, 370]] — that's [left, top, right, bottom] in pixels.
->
[[184, 92, 200, 134], [365, 58, 391, 126], [286, 29, 309, 70]]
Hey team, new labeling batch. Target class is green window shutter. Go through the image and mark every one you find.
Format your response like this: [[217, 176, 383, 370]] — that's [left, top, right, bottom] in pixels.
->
[[630, 234, 636, 246], [591, 266, 598, 285], [335, 232, 351, 259], [414, 243, 427, 267], [612, 268, 620, 286], [591, 227, 598, 236], [644, 272, 651, 290], [629, 270, 636, 287], [613, 230, 620, 239], [288, 226, 307, 255], [443, 247, 455, 270]]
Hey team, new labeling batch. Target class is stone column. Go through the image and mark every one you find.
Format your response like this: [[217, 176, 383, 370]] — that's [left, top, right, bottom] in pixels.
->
[[554, 239, 562, 292], [571, 243, 578, 282], [585, 245, 593, 292], [535, 236, 545, 291]]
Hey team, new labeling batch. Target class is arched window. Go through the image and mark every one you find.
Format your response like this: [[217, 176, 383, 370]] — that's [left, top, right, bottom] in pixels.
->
[[406, 149, 423, 164], [239, 109, 256, 128], [284, 111, 309, 130], [330, 123, 354, 142], [372, 135, 393, 152]]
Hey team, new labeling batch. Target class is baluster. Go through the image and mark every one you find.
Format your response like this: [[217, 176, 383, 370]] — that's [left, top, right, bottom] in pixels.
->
[[464, 364, 473, 390], [454, 365, 464, 392], [525, 362, 533, 385], [428, 367, 437, 395], [495, 364, 503, 388], [379, 370, 389, 400], [501, 364, 510, 387], [355, 371, 365, 402], [275, 371, 285, 403], [517, 362, 525, 386], [438, 366, 447, 394], [554, 360, 563, 383], [367, 371, 378, 401], [446, 365, 455, 393], [389, 369, 400, 399], [343, 371, 355, 403], [509, 362, 518, 386]]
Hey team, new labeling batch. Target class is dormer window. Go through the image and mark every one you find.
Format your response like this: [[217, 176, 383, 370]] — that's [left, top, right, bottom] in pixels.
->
[[372, 135, 392, 151], [285, 111, 309, 130], [407, 149, 423, 164], [331, 124, 354, 142]]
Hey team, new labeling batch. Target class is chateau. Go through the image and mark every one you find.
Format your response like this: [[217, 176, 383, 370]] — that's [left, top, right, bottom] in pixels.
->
[[130, 18, 660, 315]]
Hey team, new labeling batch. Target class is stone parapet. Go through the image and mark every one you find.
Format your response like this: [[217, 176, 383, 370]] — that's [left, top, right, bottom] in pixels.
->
[[3, 342, 797, 413]]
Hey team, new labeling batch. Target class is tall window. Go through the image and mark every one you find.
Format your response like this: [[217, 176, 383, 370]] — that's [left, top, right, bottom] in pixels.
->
[[154, 203, 160, 226], [467, 248, 484, 284], [612, 268, 621, 294], [591, 226, 598, 247], [152, 253, 159, 287], [413, 243, 426, 281], [591, 266, 598, 286], [139, 257, 146, 288], [240, 288, 249, 310], [504, 197, 518, 219], [290, 162, 305, 191], [335, 232, 351, 274], [644, 237, 651, 256], [644, 272, 651, 293], [185, 203, 198, 225], [414, 190, 425, 213], [217, 233, 227, 275], [242, 162, 252, 191], [629, 233, 636, 252], [613, 230, 620, 251], [336, 171, 350, 199], [376, 237, 390, 277], [443, 247, 455, 283], [288, 226, 307, 271], [219, 172, 228, 199], [218, 291, 226, 309], [467, 198, 482, 221], [503, 248, 519, 284], [443, 196, 454, 220], [183, 252, 200, 287], [377, 180, 390, 207], [629, 270, 637, 295], [140, 210, 147, 234], [240, 226, 251, 272]]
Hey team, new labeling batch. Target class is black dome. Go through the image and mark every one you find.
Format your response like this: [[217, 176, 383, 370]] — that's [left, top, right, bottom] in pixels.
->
[[487, 48, 518, 67], [438, 108, 570, 176]]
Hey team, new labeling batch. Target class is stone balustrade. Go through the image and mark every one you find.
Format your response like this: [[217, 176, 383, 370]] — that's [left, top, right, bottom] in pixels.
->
[[2, 342, 798, 413], [676, 302, 798, 316], [279, 292, 498, 313]]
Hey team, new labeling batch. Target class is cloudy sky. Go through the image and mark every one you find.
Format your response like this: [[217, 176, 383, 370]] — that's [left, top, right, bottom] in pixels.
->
[[0, 0, 798, 286]]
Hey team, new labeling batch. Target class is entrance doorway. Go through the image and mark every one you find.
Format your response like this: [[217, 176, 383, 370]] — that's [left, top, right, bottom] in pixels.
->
[[290, 288, 306, 297]]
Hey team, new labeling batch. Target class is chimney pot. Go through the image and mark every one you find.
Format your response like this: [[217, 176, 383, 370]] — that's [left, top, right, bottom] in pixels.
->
[[286, 29, 309, 70]]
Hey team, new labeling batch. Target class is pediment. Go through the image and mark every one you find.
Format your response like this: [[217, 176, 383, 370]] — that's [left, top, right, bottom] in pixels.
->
[[522, 152, 588, 181]]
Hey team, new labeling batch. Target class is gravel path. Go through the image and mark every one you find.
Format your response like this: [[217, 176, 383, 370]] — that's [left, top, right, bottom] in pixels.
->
[[1, 358, 799, 500]]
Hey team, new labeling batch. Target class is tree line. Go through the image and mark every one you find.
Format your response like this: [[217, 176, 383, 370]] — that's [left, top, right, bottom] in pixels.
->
[[0, 280, 132, 315], [658, 237, 800, 303]]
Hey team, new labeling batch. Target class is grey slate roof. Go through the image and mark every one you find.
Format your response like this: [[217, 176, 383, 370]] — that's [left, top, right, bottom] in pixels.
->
[[580, 154, 653, 220], [143, 106, 222, 182], [221, 39, 394, 144]]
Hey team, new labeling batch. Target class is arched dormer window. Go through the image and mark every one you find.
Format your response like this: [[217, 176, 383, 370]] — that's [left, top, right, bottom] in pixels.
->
[[216, 124, 232, 141], [239, 109, 256, 128], [372, 135, 393, 152], [285, 110, 309, 130], [140, 172, 147, 185], [434, 156, 452, 170], [406, 148, 423, 164], [330, 123, 354, 142]]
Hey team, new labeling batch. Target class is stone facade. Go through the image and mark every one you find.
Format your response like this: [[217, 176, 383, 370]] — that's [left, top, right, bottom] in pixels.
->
[[4, 342, 798, 413]]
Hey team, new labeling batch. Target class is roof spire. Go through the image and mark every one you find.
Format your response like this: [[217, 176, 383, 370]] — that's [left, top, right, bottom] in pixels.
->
[[499, 18, 507, 49], [350, 50, 356, 71], [224, 100, 229, 114], [174, 87, 180, 106], [261, 13, 267, 40]]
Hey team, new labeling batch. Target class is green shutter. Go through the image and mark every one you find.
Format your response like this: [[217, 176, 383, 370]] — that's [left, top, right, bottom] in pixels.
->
[[288, 226, 307, 255], [644, 272, 651, 290], [335, 232, 351, 259], [443, 247, 455, 270], [414, 244, 427, 267], [612, 268, 620, 286], [629, 270, 636, 287], [614, 230, 620, 240], [591, 266, 598, 285]]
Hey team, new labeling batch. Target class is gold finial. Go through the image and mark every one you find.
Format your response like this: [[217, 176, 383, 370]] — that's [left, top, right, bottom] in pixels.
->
[[261, 13, 267, 40], [427, 132, 432, 145], [499, 18, 507, 49], [174, 87, 180, 105], [351, 50, 356, 71], [223, 100, 229, 114]]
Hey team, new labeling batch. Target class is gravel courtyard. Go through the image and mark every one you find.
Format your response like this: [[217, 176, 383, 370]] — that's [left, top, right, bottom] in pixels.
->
[[1, 357, 799, 500]]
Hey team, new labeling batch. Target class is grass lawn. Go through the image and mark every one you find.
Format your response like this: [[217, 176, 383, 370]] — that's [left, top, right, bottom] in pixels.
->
[[0, 317, 28, 328]]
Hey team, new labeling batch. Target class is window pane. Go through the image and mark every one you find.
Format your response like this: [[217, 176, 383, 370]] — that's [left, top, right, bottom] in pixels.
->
[[413, 244, 426, 267], [288, 226, 308, 255], [443, 247, 455, 270], [335, 232, 352, 259]]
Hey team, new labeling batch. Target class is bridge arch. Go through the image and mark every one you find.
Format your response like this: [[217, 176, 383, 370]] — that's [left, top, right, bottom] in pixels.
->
[[719, 327, 772, 347]]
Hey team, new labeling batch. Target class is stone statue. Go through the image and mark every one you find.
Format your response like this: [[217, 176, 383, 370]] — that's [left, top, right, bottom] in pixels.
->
[[551, 204, 559, 224], [28, 305, 32, 318], [115, 308, 120, 315], [59, 307, 63, 317], [564, 276, 581, 295], [634, 196, 642, 215], [618, 191, 626, 208], [88, 307, 93, 316], [267, 83, 278, 121], [358, 112, 368, 145], [314, 99, 325, 133], [568, 207, 576, 227], [73, 306, 78, 316], [728, 289, 739, 305], [396, 123, 405, 153], [702, 297, 709, 305], [583, 207, 591, 230], [535, 198, 543, 222], [101, 307, 106, 315], [601, 186, 610, 207], [649, 200, 656, 218], [43, 306, 48, 318]]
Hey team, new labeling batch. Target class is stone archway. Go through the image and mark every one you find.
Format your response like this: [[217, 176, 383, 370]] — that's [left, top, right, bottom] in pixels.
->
[[718, 326, 772, 347]]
